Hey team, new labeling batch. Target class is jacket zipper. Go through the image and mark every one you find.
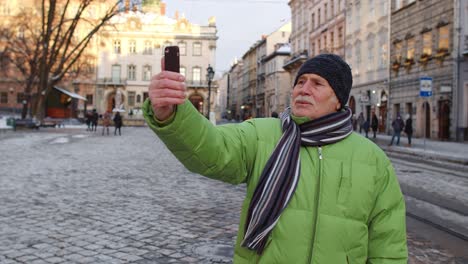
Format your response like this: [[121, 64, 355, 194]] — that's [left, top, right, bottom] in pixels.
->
[[308, 147, 323, 264]]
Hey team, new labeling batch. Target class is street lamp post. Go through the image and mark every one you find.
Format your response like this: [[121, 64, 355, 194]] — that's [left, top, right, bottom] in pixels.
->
[[9, 87, 14, 117], [206, 65, 215, 119]]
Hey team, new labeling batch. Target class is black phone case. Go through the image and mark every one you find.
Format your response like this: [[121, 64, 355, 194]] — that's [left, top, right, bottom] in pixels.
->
[[164, 46, 180, 73]]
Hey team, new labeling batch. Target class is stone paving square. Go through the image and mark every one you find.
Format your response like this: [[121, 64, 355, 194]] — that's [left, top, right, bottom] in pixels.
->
[[0, 127, 466, 263]]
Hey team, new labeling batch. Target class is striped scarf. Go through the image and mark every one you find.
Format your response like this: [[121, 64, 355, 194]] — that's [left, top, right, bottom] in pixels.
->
[[241, 107, 353, 254]]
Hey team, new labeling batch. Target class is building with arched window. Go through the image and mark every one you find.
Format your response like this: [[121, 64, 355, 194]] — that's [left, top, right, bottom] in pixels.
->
[[95, 1, 218, 124]]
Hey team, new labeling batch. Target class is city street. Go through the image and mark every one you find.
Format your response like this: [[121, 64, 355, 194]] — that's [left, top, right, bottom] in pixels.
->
[[0, 127, 467, 264]]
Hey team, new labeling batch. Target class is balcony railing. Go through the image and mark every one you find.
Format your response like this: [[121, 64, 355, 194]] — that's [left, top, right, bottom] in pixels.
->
[[96, 78, 127, 86]]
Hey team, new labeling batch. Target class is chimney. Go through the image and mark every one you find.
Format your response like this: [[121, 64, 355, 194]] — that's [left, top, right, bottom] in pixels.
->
[[160, 2, 166, 16], [125, 0, 130, 13]]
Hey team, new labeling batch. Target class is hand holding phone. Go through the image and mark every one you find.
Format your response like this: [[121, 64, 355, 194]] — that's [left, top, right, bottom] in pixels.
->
[[148, 45, 185, 121]]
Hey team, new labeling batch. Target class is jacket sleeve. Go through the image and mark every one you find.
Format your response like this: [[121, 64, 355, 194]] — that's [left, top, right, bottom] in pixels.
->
[[367, 162, 408, 264], [142, 99, 258, 185]]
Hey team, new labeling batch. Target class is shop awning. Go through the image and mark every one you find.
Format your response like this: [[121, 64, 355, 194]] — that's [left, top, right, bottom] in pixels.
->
[[54, 86, 87, 101]]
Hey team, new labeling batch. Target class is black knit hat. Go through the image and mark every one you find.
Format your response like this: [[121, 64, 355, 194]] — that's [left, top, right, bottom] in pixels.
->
[[294, 54, 353, 108]]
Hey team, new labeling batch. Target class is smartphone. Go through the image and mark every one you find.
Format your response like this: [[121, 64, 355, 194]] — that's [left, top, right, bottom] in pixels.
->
[[164, 46, 180, 73]]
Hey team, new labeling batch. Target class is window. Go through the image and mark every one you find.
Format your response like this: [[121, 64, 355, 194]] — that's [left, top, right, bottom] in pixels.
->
[[324, 35, 328, 51], [143, 65, 152, 81], [143, 92, 149, 101], [193, 42, 202, 56], [338, 27, 343, 46], [192, 67, 201, 82], [406, 37, 415, 59], [318, 38, 322, 51], [395, 0, 403, 10], [324, 3, 328, 21], [318, 8, 321, 25], [127, 65, 136, 81], [379, 32, 388, 68], [368, 44, 374, 71], [113, 40, 121, 54], [438, 25, 449, 50], [86, 94, 93, 104], [331, 0, 334, 16], [129, 40, 136, 54], [179, 42, 186, 56], [17, 93, 25, 104], [136, 94, 141, 103], [0, 92, 7, 103], [423, 31, 432, 55], [394, 41, 402, 61], [144, 41, 152, 54], [311, 43, 316, 57], [111, 65, 121, 82], [311, 13, 315, 29], [180, 66, 186, 77], [330, 31, 334, 50], [381, 0, 388, 15], [355, 3, 361, 30], [355, 43, 361, 69], [128, 91, 135, 106], [17, 28, 25, 39]]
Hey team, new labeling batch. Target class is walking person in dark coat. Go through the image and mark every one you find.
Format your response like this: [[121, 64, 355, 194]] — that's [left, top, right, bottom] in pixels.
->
[[389, 113, 405, 146], [363, 118, 370, 138], [357, 112, 365, 133], [113, 112, 122, 136], [404, 114, 413, 147], [85, 111, 92, 131], [371, 112, 379, 139], [91, 109, 98, 132]]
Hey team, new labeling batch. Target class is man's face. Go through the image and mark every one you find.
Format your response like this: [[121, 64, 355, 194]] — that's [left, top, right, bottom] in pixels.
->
[[291, 73, 341, 119]]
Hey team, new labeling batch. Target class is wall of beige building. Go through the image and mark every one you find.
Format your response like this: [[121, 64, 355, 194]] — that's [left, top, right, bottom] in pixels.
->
[[346, 0, 390, 132], [390, 0, 455, 140]]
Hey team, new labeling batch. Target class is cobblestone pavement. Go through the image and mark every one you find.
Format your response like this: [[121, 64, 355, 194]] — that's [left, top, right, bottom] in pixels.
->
[[0, 127, 466, 263]]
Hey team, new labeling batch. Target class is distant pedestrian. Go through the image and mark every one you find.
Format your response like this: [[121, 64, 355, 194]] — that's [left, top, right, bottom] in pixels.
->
[[113, 112, 122, 136], [357, 112, 365, 133], [102, 111, 111, 136], [404, 114, 413, 147], [91, 109, 98, 132], [85, 111, 92, 131], [271, 111, 279, 118], [363, 118, 370, 138], [371, 112, 379, 139], [389, 113, 405, 146], [351, 114, 357, 131]]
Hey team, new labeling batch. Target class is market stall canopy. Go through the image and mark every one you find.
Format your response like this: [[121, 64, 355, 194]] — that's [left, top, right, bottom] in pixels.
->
[[53, 86, 87, 101]]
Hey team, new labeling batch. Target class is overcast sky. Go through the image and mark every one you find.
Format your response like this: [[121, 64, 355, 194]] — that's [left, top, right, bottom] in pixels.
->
[[165, 0, 291, 74]]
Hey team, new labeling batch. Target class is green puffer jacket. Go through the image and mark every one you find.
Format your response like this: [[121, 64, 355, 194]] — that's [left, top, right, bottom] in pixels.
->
[[143, 99, 408, 264]]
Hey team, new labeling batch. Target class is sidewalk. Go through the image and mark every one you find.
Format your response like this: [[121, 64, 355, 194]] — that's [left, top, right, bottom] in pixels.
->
[[363, 132, 468, 166]]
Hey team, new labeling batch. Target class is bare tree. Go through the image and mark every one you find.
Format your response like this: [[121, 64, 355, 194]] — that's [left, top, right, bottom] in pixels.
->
[[1, 0, 119, 120]]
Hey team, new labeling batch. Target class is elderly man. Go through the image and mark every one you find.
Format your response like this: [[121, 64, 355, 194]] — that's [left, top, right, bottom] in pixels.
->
[[143, 54, 407, 263]]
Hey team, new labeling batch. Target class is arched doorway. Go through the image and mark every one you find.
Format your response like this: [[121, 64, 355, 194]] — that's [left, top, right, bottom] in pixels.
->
[[349, 96, 356, 114], [438, 100, 450, 140], [423, 102, 431, 138], [189, 94, 203, 113], [106, 92, 125, 113]]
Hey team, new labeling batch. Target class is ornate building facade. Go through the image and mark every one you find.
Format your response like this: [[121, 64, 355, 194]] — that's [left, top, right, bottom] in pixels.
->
[[96, 1, 218, 121], [346, 0, 389, 131]]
